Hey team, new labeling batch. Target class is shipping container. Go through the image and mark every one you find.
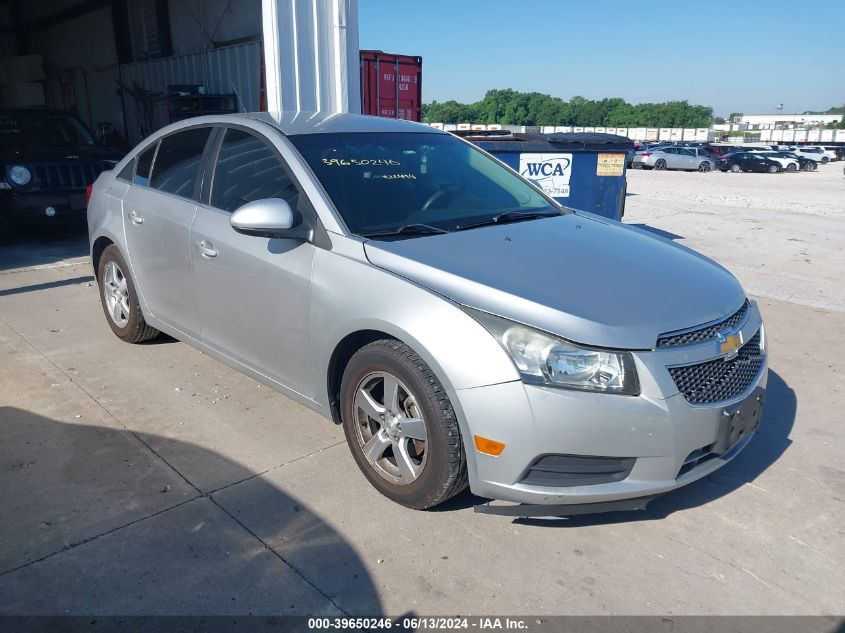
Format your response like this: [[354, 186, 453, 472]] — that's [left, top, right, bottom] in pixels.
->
[[794, 130, 808, 143], [782, 130, 795, 142], [807, 130, 820, 142], [615, 127, 628, 138], [360, 50, 422, 121], [696, 128, 709, 142], [836, 129, 845, 142], [820, 130, 834, 142], [670, 128, 683, 141], [759, 129, 772, 141], [574, 127, 585, 133], [443, 124, 457, 131], [457, 123, 471, 131], [594, 126, 606, 133], [542, 126, 556, 134], [658, 128, 671, 140], [771, 129, 784, 142], [554, 126, 573, 133], [646, 128, 659, 141], [682, 128, 696, 141], [584, 127, 595, 133]]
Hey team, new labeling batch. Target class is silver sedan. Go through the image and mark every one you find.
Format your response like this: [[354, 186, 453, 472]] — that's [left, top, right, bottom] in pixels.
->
[[633, 146, 716, 172], [88, 112, 767, 516]]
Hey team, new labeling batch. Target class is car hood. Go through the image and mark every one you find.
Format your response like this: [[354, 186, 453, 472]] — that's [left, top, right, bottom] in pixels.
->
[[363, 213, 745, 350]]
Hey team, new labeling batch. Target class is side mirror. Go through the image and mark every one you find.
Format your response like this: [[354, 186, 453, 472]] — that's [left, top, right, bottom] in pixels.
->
[[230, 198, 310, 241]]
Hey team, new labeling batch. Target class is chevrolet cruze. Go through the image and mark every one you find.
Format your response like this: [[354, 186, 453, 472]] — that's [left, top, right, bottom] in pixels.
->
[[87, 112, 767, 516]]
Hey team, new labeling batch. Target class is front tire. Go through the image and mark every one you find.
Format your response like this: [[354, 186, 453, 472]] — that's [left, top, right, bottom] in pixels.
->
[[97, 245, 160, 343], [768, 164, 779, 173], [787, 163, 797, 172], [340, 339, 468, 509], [698, 161, 711, 172], [821, 157, 829, 164]]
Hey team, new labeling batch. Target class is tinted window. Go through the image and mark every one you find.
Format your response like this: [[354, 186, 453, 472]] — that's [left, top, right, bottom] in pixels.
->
[[679, 149, 695, 156], [211, 128, 299, 213], [150, 127, 211, 198], [663, 148, 677, 154], [289, 132, 557, 235], [134, 143, 158, 186]]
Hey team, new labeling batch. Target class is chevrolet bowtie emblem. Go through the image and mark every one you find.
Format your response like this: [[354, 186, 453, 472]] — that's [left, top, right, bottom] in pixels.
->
[[718, 332, 742, 358]]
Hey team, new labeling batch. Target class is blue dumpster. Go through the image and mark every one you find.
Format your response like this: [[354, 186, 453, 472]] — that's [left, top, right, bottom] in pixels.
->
[[463, 132, 632, 221]]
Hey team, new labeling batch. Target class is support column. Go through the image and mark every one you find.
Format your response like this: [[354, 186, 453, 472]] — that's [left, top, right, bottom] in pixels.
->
[[262, 0, 360, 114]]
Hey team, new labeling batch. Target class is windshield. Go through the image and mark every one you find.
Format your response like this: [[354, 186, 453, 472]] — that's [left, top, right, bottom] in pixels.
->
[[288, 132, 561, 236], [0, 113, 95, 149]]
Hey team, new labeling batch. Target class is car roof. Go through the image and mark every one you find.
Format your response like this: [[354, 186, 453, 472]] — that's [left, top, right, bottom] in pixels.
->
[[236, 111, 441, 136]]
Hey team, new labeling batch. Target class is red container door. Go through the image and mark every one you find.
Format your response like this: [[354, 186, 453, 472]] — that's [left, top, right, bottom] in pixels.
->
[[360, 50, 422, 122]]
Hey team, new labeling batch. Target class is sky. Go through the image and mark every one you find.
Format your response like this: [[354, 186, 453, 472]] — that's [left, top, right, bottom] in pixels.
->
[[358, 0, 845, 116]]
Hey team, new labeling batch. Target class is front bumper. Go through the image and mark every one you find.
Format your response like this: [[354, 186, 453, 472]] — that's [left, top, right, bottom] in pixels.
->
[[455, 303, 767, 510], [0, 189, 88, 220]]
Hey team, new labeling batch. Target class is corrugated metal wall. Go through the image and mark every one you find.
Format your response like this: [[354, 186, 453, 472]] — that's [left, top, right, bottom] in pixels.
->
[[118, 41, 261, 145]]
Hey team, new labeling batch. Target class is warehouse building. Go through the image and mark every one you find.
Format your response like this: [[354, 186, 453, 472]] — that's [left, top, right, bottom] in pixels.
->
[[0, 0, 359, 147]]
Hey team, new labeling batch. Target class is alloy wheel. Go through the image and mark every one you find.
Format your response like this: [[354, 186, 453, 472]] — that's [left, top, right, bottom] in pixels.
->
[[103, 261, 130, 328], [698, 162, 711, 172], [353, 371, 428, 485]]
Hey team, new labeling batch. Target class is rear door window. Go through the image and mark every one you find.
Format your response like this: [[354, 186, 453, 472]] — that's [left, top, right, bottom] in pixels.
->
[[210, 128, 300, 213], [149, 127, 212, 199]]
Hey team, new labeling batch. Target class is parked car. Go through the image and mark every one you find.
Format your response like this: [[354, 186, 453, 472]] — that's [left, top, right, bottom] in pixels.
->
[[0, 108, 121, 223], [718, 152, 782, 173], [825, 146, 845, 161], [766, 151, 816, 171], [820, 146, 840, 162], [788, 146, 829, 163], [88, 112, 767, 515], [703, 144, 741, 158], [747, 150, 800, 172], [632, 146, 716, 171]]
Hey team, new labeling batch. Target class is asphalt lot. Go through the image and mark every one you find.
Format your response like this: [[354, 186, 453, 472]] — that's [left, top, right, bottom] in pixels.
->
[[1, 164, 843, 616]]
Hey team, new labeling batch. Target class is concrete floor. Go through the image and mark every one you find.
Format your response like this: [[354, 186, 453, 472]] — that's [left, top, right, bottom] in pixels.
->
[[0, 167, 843, 615]]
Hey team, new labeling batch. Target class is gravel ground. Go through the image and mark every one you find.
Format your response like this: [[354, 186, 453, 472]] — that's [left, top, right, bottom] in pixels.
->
[[624, 161, 845, 312]]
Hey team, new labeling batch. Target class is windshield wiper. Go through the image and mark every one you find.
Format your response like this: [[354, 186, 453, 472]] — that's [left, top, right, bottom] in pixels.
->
[[359, 223, 449, 239], [454, 210, 561, 232]]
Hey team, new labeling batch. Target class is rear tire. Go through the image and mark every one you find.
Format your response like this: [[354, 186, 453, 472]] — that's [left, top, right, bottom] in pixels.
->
[[730, 163, 742, 173], [97, 245, 160, 343], [340, 339, 468, 510], [654, 159, 667, 171], [787, 163, 797, 172]]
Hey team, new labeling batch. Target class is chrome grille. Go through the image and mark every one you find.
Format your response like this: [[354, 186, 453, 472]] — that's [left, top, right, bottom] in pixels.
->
[[30, 161, 111, 190], [657, 300, 749, 348], [669, 329, 763, 405]]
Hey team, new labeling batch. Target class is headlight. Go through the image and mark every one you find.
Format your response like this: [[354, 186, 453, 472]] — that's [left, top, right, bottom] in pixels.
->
[[8, 165, 32, 186], [465, 308, 640, 395]]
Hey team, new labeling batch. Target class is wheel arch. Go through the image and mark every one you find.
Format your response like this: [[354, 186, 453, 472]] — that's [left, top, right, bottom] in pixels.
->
[[326, 329, 396, 424], [91, 235, 115, 279]]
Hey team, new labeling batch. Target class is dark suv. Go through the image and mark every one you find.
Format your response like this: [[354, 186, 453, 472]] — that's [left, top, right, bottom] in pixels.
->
[[0, 109, 122, 222]]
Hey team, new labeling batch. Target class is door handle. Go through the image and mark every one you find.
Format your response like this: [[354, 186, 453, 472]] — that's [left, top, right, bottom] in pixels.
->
[[198, 241, 218, 258], [128, 211, 144, 225]]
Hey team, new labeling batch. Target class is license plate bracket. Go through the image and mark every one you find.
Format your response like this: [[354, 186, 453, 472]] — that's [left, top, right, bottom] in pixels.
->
[[713, 387, 765, 454]]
